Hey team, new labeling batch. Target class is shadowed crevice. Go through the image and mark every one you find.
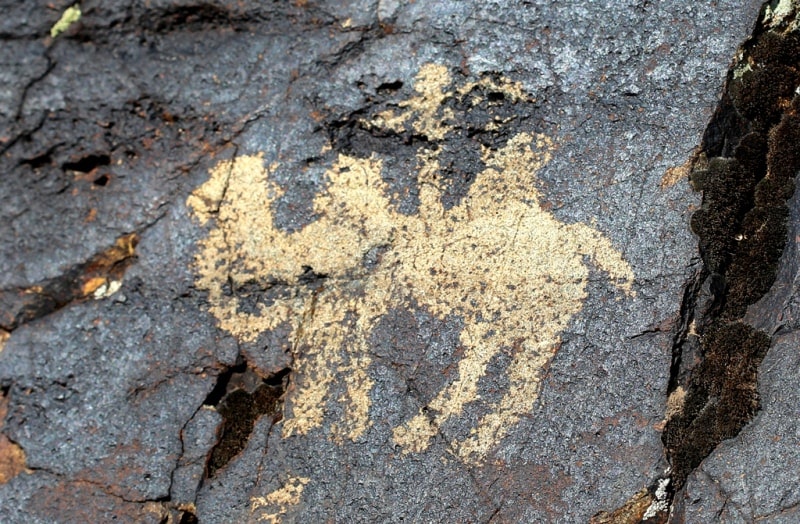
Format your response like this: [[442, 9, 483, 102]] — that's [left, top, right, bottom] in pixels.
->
[[203, 363, 288, 479]]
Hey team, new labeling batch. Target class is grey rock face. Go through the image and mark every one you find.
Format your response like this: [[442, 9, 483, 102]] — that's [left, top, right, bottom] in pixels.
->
[[1, 1, 787, 523]]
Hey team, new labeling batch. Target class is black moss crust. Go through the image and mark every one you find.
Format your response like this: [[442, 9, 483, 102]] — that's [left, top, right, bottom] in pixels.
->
[[664, 6, 800, 492]]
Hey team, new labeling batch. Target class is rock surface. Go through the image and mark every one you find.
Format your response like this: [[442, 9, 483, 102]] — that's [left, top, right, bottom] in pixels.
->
[[3, 1, 796, 523]]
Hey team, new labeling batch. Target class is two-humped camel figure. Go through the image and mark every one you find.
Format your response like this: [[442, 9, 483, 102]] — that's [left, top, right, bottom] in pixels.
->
[[189, 64, 635, 463]]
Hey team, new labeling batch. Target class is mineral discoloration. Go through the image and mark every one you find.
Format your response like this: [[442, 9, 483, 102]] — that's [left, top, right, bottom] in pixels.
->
[[589, 489, 654, 524], [0, 392, 25, 485]]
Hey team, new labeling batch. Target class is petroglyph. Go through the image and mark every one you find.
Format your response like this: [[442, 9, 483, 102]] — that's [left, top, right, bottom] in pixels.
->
[[189, 64, 635, 463], [250, 476, 309, 524]]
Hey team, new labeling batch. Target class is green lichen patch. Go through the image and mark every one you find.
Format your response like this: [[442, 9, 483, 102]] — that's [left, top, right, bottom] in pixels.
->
[[50, 4, 81, 39]]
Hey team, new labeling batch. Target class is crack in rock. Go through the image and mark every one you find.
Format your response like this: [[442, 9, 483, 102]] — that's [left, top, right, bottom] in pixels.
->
[[202, 361, 288, 479], [0, 232, 139, 331], [597, 2, 800, 521], [661, 1, 800, 519]]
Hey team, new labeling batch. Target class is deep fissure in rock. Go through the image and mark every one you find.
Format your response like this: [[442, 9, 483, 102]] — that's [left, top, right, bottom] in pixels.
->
[[61, 153, 111, 173], [664, 1, 800, 500], [203, 362, 288, 478], [0, 233, 139, 331]]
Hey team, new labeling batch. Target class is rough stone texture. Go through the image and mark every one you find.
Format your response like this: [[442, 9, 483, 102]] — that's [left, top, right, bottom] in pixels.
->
[[0, 0, 780, 522], [171, 406, 222, 506]]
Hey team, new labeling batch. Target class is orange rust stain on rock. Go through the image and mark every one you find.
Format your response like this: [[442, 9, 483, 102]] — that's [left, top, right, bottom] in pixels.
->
[[72, 440, 154, 500], [0, 437, 25, 485], [77, 234, 138, 297], [0, 232, 139, 330], [590, 489, 654, 524], [77, 233, 137, 299], [0, 393, 26, 485], [30, 480, 168, 523], [488, 461, 574, 520], [81, 276, 108, 297], [660, 149, 700, 189]]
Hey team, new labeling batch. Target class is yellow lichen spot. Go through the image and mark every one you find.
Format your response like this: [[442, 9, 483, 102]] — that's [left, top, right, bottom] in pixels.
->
[[92, 280, 122, 299], [250, 476, 310, 523], [189, 63, 635, 462], [50, 4, 81, 38]]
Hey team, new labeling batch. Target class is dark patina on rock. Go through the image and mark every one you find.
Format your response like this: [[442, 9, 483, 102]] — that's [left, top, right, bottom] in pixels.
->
[[0, 1, 775, 522]]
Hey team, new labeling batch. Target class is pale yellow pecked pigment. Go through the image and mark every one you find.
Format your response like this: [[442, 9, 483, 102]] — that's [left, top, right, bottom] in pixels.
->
[[188, 63, 635, 467], [249, 476, 310, 524]]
